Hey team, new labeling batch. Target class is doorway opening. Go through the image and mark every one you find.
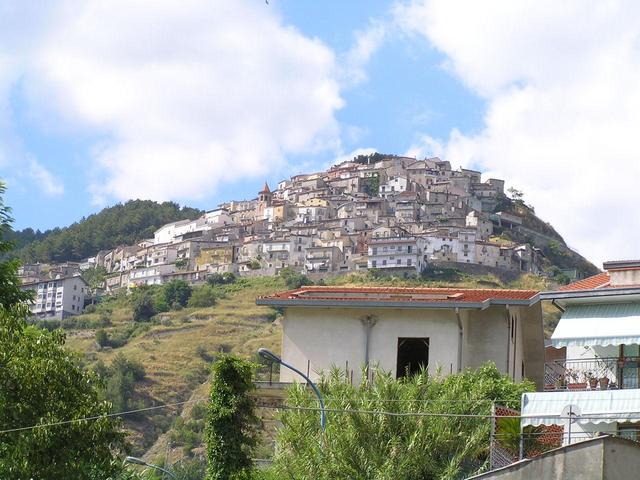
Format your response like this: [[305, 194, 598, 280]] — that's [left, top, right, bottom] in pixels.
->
[[396, 337, 429, 378]]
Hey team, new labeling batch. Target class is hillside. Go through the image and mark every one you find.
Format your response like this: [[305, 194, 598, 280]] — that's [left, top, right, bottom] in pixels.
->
[[57, 271, 559, 462], [8, 200, 202, 263]]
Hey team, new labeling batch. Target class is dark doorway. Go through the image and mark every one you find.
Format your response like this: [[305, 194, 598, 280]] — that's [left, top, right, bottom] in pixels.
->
[[396, 337, 429, 378]]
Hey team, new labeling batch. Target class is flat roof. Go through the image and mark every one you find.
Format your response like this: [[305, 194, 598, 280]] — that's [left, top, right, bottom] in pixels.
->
[[256, 286, 539, 309]]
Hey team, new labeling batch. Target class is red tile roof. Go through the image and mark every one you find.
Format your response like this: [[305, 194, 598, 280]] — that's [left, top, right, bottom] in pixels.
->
[[258, 285, 538, 305], [557, 272, 610, 292]]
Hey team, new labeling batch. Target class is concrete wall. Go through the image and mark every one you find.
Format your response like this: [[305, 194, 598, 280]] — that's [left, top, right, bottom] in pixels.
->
[[472, 436, 640, 480], [279, 304, 542, 385]]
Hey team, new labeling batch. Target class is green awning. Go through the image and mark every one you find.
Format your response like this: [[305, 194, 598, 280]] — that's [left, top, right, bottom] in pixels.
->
[[551, 303, 640, 347]]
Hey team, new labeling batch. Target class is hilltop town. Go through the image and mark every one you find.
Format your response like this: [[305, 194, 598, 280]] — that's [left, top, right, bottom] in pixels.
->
[[18, 153, 593, 318]]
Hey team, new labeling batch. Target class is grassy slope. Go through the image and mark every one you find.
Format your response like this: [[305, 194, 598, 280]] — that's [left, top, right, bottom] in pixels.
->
[[65, 277, 284, 453], [63, 272, 561, 459]]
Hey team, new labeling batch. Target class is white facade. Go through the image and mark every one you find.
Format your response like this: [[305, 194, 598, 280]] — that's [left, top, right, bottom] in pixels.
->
[[257, 288, 544, 387], [24, 276, 88, 319], [367, 237, 424, 272], [379, 176, 409, 199]]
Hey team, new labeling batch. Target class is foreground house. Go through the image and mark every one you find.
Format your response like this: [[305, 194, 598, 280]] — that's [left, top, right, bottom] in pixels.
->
[[256, 286, 544, 387]]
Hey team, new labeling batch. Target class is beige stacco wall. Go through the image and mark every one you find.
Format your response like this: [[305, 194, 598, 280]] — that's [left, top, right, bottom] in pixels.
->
[[279, 304, 542, 386]]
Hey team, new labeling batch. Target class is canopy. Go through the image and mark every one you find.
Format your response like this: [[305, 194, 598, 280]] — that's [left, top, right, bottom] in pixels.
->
[[522, 390, 640, 427], [550, 303, 640, 347]]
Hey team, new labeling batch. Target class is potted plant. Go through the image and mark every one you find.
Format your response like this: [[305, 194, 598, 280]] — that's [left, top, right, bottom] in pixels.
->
[[599, 376, 610, 390], [585, 371, 598, 390]]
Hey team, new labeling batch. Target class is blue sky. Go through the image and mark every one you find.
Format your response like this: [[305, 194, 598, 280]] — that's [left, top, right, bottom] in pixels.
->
[[2, 0, 483, 231], [2, 0, 640, 266]]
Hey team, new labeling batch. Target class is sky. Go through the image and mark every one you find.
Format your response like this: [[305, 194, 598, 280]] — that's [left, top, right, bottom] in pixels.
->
[[1, 0, 640, 267]]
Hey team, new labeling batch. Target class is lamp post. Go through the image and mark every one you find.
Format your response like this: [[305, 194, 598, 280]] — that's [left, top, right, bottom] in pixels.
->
[[124, 456, 177, 479], [258, 347, 326, 431]]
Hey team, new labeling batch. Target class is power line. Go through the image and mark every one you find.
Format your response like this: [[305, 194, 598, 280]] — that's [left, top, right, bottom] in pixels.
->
[[3, 396, 640, 436]]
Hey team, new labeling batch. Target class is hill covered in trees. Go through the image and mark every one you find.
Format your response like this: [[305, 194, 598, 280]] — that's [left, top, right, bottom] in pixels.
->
[[8, 200, 202, 263]]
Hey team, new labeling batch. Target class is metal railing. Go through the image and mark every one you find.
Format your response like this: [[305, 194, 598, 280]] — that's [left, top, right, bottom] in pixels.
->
[[544, 356, 640, 391]]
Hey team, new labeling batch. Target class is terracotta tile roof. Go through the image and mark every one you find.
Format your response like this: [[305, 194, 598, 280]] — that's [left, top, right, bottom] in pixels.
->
[[557, 272, 610, 292], [258, 285, 538, 305]]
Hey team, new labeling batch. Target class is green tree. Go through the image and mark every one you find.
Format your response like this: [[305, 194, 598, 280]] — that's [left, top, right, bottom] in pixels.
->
[[0, 181, 126, 478], [279, 267, 313, 290], [132, 291, 156, 322], [163, 280, 192, 308], [270, 363, 534, 480], [205, 355, 259, 480], [188, 285, 217, 308], [82, 265, 107, 298]]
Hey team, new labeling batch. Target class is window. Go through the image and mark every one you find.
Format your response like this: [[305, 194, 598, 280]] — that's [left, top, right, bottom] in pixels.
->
[[372, 260, 377, 267], [407, 246, 412, 253], [382, 260, 387, 266], [407, 259, 412, 266], [372, 247, 378, 255], [396, 259, 401, 265]]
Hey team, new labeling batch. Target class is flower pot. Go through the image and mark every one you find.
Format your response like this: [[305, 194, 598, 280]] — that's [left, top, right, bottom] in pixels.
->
[[599, 377, 610, 390], [589, 378, 598, 390], [568, 382, 587, 390]]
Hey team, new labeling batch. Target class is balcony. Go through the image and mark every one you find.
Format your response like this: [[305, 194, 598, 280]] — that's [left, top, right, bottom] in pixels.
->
[[544, 356, 640, 391]]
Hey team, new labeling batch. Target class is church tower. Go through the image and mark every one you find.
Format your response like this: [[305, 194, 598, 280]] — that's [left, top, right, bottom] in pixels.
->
[[258, 182, 273, 205]]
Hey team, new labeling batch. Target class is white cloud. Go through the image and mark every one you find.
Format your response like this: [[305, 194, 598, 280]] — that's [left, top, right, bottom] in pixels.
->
[[405, 134, 444, 159], [343, 21, 388, 85], [28, 157, 64, 196], [3, 0, 343, 203], [396, 0, 640, 266]]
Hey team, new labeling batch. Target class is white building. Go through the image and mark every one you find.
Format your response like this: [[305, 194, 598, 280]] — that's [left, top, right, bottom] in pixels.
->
[[379, 176, 409, 199], [526, 260, 640, 445], [22, 276, 88, 319], [256, 286, 544, 386], [367, 236, 425, 273]]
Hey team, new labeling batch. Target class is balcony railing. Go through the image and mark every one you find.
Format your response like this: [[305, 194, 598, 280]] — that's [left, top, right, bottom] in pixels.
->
[[544, 356, 640, 391]]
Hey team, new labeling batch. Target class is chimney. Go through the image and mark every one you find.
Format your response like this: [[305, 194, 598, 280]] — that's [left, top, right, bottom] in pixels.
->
[[603, 260, 640, 288]]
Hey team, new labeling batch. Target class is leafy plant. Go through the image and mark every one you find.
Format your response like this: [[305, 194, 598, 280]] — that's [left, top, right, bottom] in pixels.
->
[[205, 355, 260, 480]]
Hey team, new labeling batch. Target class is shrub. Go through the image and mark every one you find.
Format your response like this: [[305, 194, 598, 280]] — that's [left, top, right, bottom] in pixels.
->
[[188, 285, 217, 308], [95, 329, 109, 348], [163, 280, 192, 308], [83, 304, 97, 314], [279, 267, 313, 290], [133, 292, 156, 322]]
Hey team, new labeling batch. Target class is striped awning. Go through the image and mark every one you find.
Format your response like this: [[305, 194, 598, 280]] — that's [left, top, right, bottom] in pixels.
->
[[551, 303, 640, 348], [522, 390, 640, 426]]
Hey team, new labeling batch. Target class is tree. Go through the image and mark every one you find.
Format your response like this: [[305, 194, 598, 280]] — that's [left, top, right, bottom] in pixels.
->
[[270, 363, 535, 480], [188, 285, 217, 308], [279, 267, 313, 290], [82, 265, 107, 298], [163, 280, 192, 308], [132, 291, 156, 322], [0, 181, 126, 478], [205, 355, 260, 480]]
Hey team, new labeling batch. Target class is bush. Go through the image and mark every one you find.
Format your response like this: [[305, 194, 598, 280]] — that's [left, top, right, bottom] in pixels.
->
[[187, 285, 217, 308], [271, 363, 535, 480], [95, 329, 109, 347], [279, 267, 313, 290], [163, 280, 192, 308], [133, 292, 156, 322], [83, 304, 97, 314]]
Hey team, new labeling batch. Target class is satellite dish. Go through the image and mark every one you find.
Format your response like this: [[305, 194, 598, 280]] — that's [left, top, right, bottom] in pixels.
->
[[561, 404, 581, 422]]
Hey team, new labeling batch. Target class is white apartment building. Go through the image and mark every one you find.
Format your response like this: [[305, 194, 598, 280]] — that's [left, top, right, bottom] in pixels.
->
[[368, 236, 425, 273], [22, 276, 88, 319]]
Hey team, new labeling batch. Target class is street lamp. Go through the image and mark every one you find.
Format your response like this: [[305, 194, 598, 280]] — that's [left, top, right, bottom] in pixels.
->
[[258, 347, 326, 431], [124, 456, 177, 479]]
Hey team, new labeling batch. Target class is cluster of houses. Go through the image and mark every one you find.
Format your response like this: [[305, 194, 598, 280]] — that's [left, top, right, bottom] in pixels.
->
[[20, 155, 551, 309], [259, 259, 640, 477]]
